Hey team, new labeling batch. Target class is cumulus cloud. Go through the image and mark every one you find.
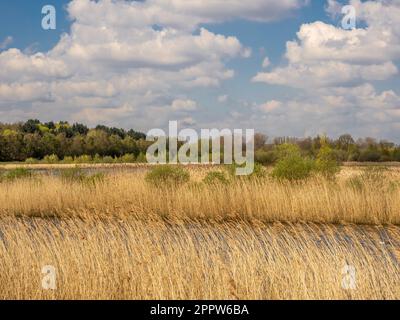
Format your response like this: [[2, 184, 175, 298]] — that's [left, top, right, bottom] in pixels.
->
[[0, 0, 307, 129], [171, 99, 198, 111], [251, 0, 400, 140], [254, 0, 400, 89]]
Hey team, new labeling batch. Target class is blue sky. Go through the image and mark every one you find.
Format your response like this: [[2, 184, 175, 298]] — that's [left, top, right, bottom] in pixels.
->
[[0, 0, 399, 141]]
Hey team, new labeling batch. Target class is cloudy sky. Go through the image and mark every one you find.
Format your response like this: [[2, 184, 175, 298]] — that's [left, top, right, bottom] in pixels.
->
[[0, 0, 399, 141]]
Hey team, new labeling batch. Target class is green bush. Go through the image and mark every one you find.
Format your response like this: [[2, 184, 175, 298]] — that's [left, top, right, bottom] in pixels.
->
[[136, 152, 147, 163], [145, 165, 190, 187], [74, 155, 92, 164], [315, 146, 341, 179], [102, 156, 115, 163], [271, 144, 315, 181], [255, 150, 276, 165], [271, 156, 314, 181], [62, 156, 74, 164], [118, 154, 136, 163], [203, 171, 229, 185], [43, 154, 59, 164]]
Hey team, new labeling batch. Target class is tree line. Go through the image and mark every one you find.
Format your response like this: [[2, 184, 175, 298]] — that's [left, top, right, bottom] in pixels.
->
[[0, 120, 400, 163]]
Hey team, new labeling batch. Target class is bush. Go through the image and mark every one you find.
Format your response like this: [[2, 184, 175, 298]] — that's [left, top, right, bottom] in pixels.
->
[[271, 144, 315, 181], [102, 156, 115, 163], [119, 154, 136, 163], [203, 171, 229, 185], [136, 152, 147, 163], [62, 156, 74, 164], [272, 156, 314, 181], [43, 154, 59, 164], [74, 155, 92, 164], [145, 165, 190, 187], [315, 146, 340, 179], [255, 150, 276, 165]]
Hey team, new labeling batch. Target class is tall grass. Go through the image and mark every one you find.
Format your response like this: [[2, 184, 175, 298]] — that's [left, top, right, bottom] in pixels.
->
[[0, 167, 398, 225], [0, 218, 398, 300]]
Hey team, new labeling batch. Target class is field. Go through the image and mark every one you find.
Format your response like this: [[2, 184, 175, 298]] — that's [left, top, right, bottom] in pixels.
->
[[0, 164, 399, 299]]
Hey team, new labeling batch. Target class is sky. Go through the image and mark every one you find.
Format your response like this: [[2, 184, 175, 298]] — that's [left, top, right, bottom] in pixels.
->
[[0, 0, 399, 141]]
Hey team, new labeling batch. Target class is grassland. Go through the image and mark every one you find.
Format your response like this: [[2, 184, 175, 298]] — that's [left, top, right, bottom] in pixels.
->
[[0, 164, 399, 299]]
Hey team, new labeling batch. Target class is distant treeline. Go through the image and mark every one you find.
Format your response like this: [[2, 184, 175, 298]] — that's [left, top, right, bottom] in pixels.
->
[[0, 120, 400, 163]]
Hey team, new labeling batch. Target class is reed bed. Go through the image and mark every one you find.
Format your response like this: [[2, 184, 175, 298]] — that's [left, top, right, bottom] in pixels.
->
[[0, 166, 399, 300], [0, 218, 399, 300], [0, 167, 399, 225]]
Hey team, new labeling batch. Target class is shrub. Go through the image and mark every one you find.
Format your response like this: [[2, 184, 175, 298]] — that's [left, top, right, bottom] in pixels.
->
[[145, 165, 190, 187], [203, 171, 229, 185], [271, 144, 315, 181], [255, 150, 276, 165], [43, 154, 59, 164], [315, 146, 341, 179], [136, 152, 147, 163], [272, 156, 314, 181], [62, 156, 74, 164], [120, 154, 136, 163], [102, 156, 115, 163], [74, 155, 92, 164]]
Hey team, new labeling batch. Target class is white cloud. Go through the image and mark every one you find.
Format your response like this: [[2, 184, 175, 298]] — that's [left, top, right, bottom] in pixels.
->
[[171, 99, 198, 111], [251, 0, 400, 140], [258, 100, 282, 113], [254, 0, 400, 89]]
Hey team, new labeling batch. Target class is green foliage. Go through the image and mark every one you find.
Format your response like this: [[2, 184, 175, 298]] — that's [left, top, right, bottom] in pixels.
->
[[120, 154, 136, 163], [0, 168, 33, 182], [102, 156, 115, 164], [271, 144, 314, 181], [203, 171, 229, 185], [315, 146, 341, 179], [358, 150, 382, 162], [254, 150, 276, 165], [145, 165, 190, 187], [136, 152, 147, 163], [43, 154, 59, 164], [62, 156, 74, 164], [74, 155, 92, 164]]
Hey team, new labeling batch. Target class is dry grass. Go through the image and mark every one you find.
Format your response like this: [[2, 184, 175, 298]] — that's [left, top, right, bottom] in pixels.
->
[[0, 166, 399, 225], [0, 165, 399, 300], [0, 218, 399, 300]]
